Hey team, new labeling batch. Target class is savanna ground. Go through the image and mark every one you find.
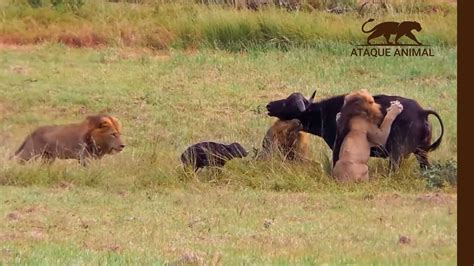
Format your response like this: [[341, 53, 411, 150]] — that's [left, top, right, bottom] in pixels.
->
[[0, 0, 457, 264]]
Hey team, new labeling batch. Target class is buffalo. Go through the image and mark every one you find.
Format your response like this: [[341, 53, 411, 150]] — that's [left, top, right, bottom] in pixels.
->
[[266, 91, 444, 169]]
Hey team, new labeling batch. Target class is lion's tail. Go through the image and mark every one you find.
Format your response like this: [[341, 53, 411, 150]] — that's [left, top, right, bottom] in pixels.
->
[[361, 18, 376, 33]]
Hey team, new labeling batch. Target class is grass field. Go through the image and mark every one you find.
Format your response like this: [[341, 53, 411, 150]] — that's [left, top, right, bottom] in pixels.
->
[[0, 186, 456, 264], [0, 1, 457, 264], [0, 0, 457, 49]]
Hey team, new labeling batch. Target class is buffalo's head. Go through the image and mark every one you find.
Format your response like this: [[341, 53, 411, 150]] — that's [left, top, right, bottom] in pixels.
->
[[266, 91, 316, 120]]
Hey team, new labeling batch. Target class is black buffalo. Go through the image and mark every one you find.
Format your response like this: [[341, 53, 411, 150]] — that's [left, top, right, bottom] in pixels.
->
[[181, 141, 248, 171], [266, 91, 444, 168]]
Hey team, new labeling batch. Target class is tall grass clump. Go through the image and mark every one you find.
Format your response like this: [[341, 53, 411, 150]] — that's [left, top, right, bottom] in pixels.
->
[[0, 0, 456, 50]]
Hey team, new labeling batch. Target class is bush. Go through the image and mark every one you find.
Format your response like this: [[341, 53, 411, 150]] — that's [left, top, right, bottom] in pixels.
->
[[422, 160, 457, 189], [24, 0, 85, 11], [50, 0, 85, 11], [27, 0, 44, 8]]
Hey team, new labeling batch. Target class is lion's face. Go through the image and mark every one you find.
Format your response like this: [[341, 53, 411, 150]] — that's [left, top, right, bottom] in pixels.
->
[[277, 119, 303, 143], [87, 115, 125, 155], [287, 118, 303, 131], [344, 90, 383, 122]]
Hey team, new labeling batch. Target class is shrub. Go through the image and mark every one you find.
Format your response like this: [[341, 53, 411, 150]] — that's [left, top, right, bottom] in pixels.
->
[[50, 0, 85, 12], [422, 160, 457, 189], [24, 0, 85, 11], [27, 0, 44, 8]]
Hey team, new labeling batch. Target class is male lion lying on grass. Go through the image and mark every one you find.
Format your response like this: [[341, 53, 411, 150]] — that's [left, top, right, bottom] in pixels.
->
[[11, 115, 125, 165], [332, 90, 403, 182]]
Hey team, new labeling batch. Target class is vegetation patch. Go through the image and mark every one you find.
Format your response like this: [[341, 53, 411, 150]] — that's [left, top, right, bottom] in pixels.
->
[[0, 1, 457, 50], [422, 159, 457, 189]]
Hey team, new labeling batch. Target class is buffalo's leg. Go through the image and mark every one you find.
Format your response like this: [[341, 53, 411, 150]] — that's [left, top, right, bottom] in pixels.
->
[[79, 159, 87, 167], [414, 149, 430, 170], [41, 153, 55, 165], [370, 146, 388, 158], [78, 156, 92, 167], [388, 146, 403, 172], [389, 158, 401, 172]]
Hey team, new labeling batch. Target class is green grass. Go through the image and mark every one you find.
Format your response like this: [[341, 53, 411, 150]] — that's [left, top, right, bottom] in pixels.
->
[[0, 2, 457, 262], [0, 1, 457, 50], [0, 186, 457, 264], [0, 44, 457, 262], [0, 44, 456, 191]]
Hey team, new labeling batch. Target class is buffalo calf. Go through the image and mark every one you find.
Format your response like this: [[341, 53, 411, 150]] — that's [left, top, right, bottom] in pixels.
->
[[181, 142, 248, 171]]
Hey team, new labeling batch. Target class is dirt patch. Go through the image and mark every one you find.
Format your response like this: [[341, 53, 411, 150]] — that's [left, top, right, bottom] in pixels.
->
[[0, 175, 7, 185], [0, 102, 15, 119], [83, 241, 122, 252], [373, 193, 456, 206], [30, 228, 46, 240], [57, 32, 107, 48], [117, 48, 171, 60], [20, 204, 50, 214], [117, 190, 129, 197], [0, 232, 19, 241], [0, 34, 43, 46], [57, 180, 75, 190], [416, 193, 455, 204], [0, 31, 108, 48], [0, 30, 174, 52], [9, 65, 30, 75], [398, 235, 412, 245], [374, 192, 403, 204], [263, 218, 274, 229], [4, 204, 50, 221], [6, 211, 21, 221], [0, 43, 36, 50], [168, 250, 206, 265]]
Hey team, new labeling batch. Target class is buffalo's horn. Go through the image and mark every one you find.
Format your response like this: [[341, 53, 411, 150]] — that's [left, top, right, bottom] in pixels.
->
[[296, 98, 306, 112], [309, 89, 317, 103]]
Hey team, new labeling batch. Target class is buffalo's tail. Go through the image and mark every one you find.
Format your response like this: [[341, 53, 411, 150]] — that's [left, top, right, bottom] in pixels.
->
[[425, 110, 444, 152]]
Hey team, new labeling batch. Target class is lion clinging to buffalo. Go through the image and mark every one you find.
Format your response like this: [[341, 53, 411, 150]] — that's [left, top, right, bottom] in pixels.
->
[[332, 90, 403, 182]]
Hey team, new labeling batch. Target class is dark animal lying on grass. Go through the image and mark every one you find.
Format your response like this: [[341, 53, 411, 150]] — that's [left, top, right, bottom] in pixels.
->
[[181, 142, 248, 171], [11, 115, 125, 165], [266, 90, 444, 169], [258, 119, 309, 161]]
